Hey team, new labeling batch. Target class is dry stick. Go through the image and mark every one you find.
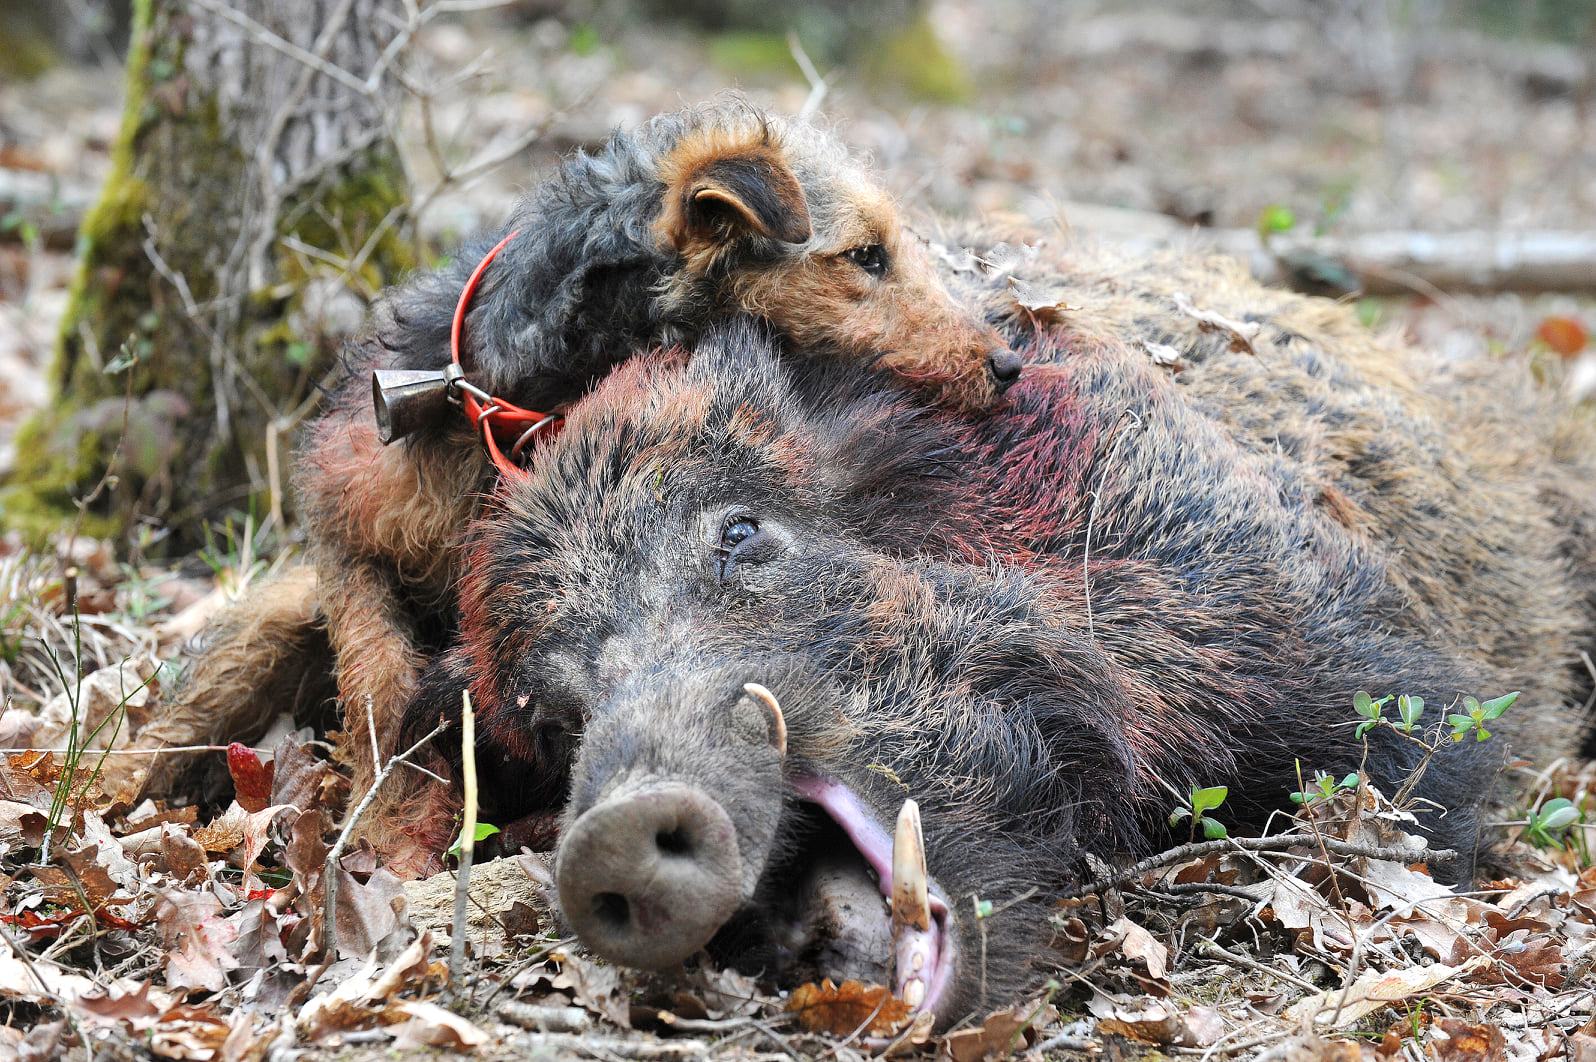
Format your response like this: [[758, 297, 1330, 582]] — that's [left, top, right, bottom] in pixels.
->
[[321, 719, 448, 963], [448, 690, 479, 995], [1195, 937, 1319, 993], [1058, 833, 1455, 900]]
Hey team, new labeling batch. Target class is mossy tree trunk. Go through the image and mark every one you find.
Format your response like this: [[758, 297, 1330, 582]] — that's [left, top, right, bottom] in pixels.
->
[[3, 0, 413, 546]]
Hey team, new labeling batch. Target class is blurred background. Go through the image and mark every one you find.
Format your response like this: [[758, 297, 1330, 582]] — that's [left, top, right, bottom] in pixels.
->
[[1, 0, 1594, 700]]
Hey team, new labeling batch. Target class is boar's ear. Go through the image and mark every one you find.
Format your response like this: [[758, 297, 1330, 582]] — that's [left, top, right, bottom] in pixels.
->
[[656, 139, 812, 251]]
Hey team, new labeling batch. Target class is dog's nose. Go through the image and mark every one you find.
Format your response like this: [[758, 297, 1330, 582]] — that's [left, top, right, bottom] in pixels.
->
[[987, 349, 1024, 390]]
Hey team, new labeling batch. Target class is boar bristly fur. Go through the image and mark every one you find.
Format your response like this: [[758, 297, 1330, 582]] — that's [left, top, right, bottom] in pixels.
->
[[417, 278, 1590, 1018]]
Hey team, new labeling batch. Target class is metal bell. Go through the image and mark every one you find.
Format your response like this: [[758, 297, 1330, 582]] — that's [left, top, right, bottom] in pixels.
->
[[371, 367, 458, 444]]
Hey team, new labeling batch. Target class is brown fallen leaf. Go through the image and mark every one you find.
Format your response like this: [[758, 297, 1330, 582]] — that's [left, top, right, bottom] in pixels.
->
[[550, 949, 633, 1029], [1428, 1019, 1506, 1062], [147, 1002, 232, 1060], [34, 654, 162, 753], [1104, 916, 1169, 982], [389, 1000, 490, 1049], [787, 979, 912, 1037], [942, 1000, 1057, 1061], [1536, 315, 1589, 357], [156, 888, 240, 993], [1282, 957, 1488, 1028], [1095, 999, 1184, 1045]]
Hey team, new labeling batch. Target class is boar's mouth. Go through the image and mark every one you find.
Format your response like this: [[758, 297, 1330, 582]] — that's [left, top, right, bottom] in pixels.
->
[[746, 773, 957, 1017]]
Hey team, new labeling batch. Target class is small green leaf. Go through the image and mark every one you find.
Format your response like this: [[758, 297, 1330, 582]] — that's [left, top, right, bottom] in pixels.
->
[[1474, 726, 1490, 742], [974, 898, 994, 919], [1353, 690, 1376, 718], [1395, 694, 1423, 731], [1201, 817, 1228, 840], [1480, 692, 1518, 720], [1169, 808, 1191, 826], [446, 821, 501, 859], [1538, 799, 1579, 832], [1289, 792, 1306, 804], [104, 348, 139, 375], [1190, 785, 1229, 816], [569, 23, 600, 55], [1354, 720, 1376, 740], [1257, 204, 1296, 236], [1340, 773, 1360, 789]]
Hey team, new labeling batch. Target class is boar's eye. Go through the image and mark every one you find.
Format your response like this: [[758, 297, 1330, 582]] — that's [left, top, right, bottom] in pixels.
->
[[721, 516, 760, 548], [716, 514, 770, 582], [843, 243, 889, 278]]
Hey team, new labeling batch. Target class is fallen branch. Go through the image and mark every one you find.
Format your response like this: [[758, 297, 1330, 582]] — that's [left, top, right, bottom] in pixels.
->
[[321, 719, 448, 962], [1060, 833, 1456, 899], [1214, 229, 1596, 296]]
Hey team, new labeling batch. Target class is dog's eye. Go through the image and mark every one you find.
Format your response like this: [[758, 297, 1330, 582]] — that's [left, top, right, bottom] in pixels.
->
[[844, 244, 889, 278]]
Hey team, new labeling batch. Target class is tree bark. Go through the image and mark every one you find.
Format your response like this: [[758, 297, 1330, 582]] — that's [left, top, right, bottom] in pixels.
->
[[2, 0, 412, 545]]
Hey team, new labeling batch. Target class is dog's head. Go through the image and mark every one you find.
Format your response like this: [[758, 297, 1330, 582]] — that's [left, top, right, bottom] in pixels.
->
[[652, 108, 1019, 409]]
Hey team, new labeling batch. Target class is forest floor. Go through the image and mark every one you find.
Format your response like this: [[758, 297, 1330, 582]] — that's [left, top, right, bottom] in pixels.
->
[[2, 1, 1595, 1058]]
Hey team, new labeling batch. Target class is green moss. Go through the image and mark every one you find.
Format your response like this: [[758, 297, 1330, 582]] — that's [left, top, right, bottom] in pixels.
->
[[866, 16, 971, 104]]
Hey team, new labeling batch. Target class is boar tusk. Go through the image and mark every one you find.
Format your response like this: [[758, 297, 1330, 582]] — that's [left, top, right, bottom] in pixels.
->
[[892, 799, 929, 931], [893, 798, 933, 1009], [743, 682, 786, 757]]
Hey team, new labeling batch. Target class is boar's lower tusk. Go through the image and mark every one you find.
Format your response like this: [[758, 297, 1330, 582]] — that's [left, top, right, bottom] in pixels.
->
[[892, 798, 932, 1009], [892, 799, 929, 931], [742, 682, 786, 758]]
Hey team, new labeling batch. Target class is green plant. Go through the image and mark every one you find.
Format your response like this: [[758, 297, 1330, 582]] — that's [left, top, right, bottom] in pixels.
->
[[1352, 690, 1393, 738], [1256, 204, 1296, 241], [447, 821, 500, 861], [1169, 785, 1229, 840], [1524, 797, 1587, 861], [1291, 769, 1360, 805], [1349, 688, 1518, 810], [39, 601, 156, 862], [1446, 692, 1518, 743]]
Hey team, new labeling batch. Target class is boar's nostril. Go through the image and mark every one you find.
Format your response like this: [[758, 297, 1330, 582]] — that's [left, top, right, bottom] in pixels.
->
[[656, 827, 693, 856], [987, 349, 1024, 388], [592, 891, 630, 929], [556, 785, 743, 970]]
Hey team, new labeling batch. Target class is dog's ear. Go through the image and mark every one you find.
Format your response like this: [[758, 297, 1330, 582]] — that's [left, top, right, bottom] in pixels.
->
[[657, 139, 812, 251]]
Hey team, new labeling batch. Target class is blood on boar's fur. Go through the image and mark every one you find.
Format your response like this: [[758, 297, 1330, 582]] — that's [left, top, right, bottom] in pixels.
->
[[400, 249, 1594, 1018]]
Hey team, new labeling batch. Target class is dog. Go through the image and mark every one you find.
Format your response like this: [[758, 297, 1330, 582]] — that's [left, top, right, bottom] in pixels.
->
[[134, 101, 1017, 872]]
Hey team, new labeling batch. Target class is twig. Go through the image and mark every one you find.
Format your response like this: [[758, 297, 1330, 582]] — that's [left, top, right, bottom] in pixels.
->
[[1195, 937, 1319, 993], [1059, 833, 1454, 899], [449, 690, 479, 994], [1028, 1033, 1094, 1055], [1141, 881, 1266, 903], [787, 33, 829, 122], [321, 719, 448, 962]]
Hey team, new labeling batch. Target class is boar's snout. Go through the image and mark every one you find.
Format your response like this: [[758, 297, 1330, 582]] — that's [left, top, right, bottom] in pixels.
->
[[556, 785, 743, 970]]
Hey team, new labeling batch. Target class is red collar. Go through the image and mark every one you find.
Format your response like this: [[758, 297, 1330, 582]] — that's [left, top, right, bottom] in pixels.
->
[[450, 231, 563, 476]]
